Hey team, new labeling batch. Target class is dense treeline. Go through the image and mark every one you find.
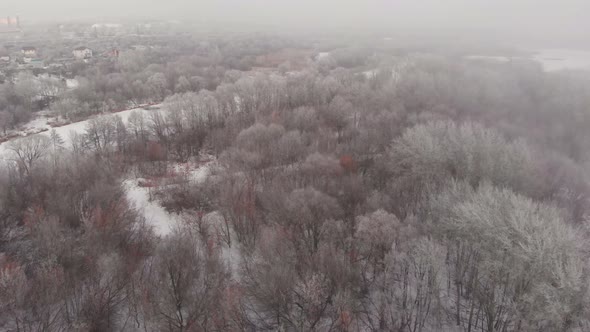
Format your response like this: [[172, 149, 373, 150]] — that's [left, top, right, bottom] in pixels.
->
[[1, 37, 590, 331]]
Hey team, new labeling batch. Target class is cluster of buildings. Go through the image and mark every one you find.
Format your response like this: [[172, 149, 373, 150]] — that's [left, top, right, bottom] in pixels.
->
[[0, 45, 98, 71], [72, 46, 93, 60], [0, 40, 124, 85], [0, 20, 127, 75], [0, 17, 168, 82]]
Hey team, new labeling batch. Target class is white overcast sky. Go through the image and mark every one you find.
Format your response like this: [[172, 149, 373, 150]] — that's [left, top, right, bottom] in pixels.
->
[[1, 0, 589, 44]]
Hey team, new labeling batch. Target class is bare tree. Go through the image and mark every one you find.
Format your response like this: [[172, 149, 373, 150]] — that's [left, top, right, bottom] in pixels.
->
[[128, 110, 149, 145], [85, 115, 117, 155], [7, 135, 51, 175], [140, 231, 229, 331], [0, 110, 13, 135], [283, 187, 342, 254]]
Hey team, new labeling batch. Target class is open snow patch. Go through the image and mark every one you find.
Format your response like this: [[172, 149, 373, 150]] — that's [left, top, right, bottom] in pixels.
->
[[124, 179, 181, 236]]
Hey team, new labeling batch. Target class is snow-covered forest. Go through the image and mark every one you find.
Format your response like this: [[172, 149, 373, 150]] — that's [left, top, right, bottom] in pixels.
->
[[1, 25, 590, 332]]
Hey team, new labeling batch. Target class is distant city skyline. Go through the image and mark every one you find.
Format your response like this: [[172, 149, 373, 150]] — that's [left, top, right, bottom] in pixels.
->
[[2, 0, 590, 47]]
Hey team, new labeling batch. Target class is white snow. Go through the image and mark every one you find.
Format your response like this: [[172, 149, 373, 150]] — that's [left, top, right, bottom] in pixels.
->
[[45, 107, 153, 145], [124, 160, 213, 237], [316, 52, 331, 60], [92, 23, 123, 29], [220, 232, 242, 279], [22, 116, 51, 132], [124, 179, 181, 236], [0, 104, 214, 238], [172, 160, 212, 183], [0, 105, 160, 155], [363, 69, 378, 78], [464, 55, 511, 63], [3, 112, 53, 138], [361, 67, 404, 83], [66, 78, 79, 89], [201, 210, 242, 278]]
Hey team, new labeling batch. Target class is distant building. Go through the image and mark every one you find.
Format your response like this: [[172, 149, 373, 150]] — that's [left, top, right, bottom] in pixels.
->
[[21, 46, 37, 57], [20, 57, 44, 69], [0, 16, 21, 34], [73, 46, 93, 60], [0, 16, 19, 26], [0, 55, 9, 62], [27, 58, 44, 69]]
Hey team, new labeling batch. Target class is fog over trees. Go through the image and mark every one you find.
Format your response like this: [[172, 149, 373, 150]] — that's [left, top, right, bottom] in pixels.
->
[[0, 1, 590, 332]]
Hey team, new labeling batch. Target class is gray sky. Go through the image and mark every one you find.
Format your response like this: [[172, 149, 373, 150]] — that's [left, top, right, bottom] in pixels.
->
[[1, 0, 589, 45]]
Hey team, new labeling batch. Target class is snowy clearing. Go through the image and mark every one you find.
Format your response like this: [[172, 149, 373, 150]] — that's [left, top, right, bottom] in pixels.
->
[[125, 160, 214, 236], [172, 160, 212, 183], [124, 178, 182, 236]]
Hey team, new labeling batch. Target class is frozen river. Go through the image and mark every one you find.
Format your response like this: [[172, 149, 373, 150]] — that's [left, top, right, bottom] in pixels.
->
[[466, 49, 590, 72], [533, 49, 590, 71]]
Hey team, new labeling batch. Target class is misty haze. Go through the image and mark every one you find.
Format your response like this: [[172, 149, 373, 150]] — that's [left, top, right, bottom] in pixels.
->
[[0, 1, 589, 331]]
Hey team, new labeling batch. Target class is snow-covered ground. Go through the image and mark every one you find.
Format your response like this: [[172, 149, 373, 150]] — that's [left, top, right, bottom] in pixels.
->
[[172, 161, 212, 183], [0, 105, 159, 155], [0, 105, 183, 236], [361, 64, 407, 83], [124, 179, 183, 236], [18, 114, 52, 133], [125, 175, 242, 273], [0, 103, 219, 238], [66, 78, 79, 89], [43, 106, 159, 148], [0, 111, 55, 142], [126, 159, 214, 236]]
